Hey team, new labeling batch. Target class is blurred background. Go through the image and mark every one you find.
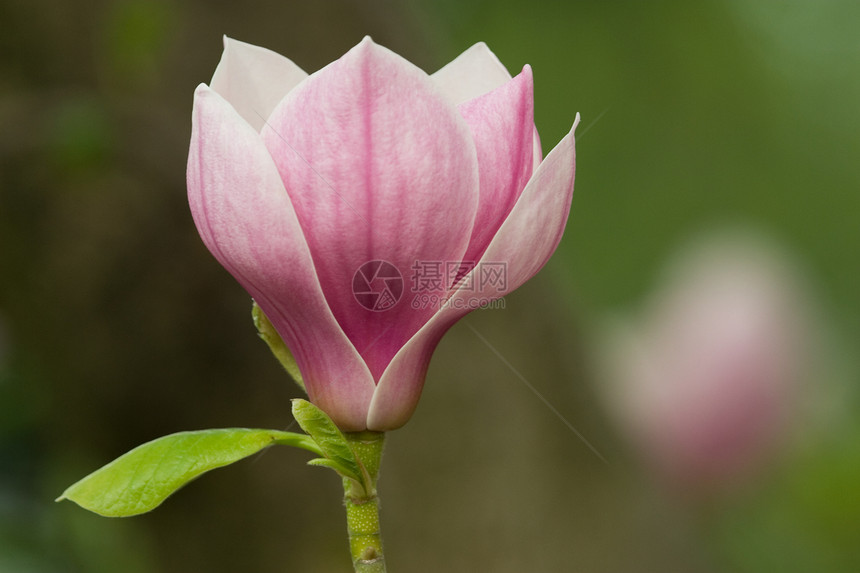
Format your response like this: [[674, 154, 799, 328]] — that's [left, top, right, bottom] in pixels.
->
[[2, 0, 859, 571]]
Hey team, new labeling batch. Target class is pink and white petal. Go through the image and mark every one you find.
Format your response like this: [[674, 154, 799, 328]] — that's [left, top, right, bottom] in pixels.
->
[[261, 37, 479, 383], [462, 113, 579, 301], [368, 114, 579, 431], [533, 126, 543, 170], [458, 66, 536, 265], [210, 37, 308, 132], [365, 316, 453, 430], [431, 42, 512, 105], [187, 84, 374, 430], [433, 45, 543, 180]]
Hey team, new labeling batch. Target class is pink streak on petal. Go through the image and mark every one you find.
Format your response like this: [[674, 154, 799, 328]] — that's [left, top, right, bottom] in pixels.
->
[[431, 42, 512, 105], [187, 84, 374, 430], [261, 37, 479, 383], [367, 115, 579, 430], [211, 37, 308, 132], [458, 66, 536, 266]]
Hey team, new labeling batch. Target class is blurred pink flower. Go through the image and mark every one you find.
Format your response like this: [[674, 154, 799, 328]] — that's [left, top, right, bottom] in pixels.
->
[[187, 37, 578, 431], [605, 238, 810, 490]]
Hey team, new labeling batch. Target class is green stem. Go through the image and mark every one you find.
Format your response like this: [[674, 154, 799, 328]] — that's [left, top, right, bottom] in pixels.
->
[[343, 431, 387, 573]]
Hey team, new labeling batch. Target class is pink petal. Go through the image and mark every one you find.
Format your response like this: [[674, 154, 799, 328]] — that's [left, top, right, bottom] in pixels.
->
[[367, 115, 579, 430], [431, 42, 512, 105], [187, 84, 374, 430], [458, 66, 536, 265], [260, 37, 480, 383], [210, 37, 308, 132]]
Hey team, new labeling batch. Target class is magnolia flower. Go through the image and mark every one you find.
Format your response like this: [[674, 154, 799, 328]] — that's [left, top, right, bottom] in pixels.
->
[[604, 237, 810, 490], [187, 37, 578, 431]]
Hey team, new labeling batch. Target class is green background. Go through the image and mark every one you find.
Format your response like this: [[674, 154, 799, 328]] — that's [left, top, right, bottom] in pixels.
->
[[2, 0, 858, 571]]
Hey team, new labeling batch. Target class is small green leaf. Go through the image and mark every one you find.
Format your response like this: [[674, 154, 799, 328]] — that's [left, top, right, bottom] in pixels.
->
[[252, 301, 305, 392], [58, 428, 320, 517], [306, 458, 356, 475], [291, 399, 363, 484]]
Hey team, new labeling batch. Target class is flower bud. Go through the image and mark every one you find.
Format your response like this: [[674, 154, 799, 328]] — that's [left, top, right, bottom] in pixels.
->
[[604, 235, 812, 491]]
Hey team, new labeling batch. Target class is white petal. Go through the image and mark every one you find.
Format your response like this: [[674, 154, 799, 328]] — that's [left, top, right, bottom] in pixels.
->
[[211, 37, 308, 132], [431, 42, 512, 105]]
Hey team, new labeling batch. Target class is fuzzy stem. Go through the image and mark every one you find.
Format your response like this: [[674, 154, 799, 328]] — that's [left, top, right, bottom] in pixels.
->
[[343, 431, 387, 573]]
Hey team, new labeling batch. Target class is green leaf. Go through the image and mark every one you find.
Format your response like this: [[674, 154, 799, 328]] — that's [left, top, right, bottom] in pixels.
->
[[291, 399, 363, 484], [252, 301, 305, 392], [57, 428, 321, 517], [306, 457, 356, 475]]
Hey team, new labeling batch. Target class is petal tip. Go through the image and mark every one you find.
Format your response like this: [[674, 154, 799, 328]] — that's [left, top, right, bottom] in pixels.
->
[[468, 41, 496, 59], [349, 35, 386, 61], [517, 64, 534, 88], [194, 82, 212, 98], [221, 35, 246, 53], [471, 42, 508, 73]]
